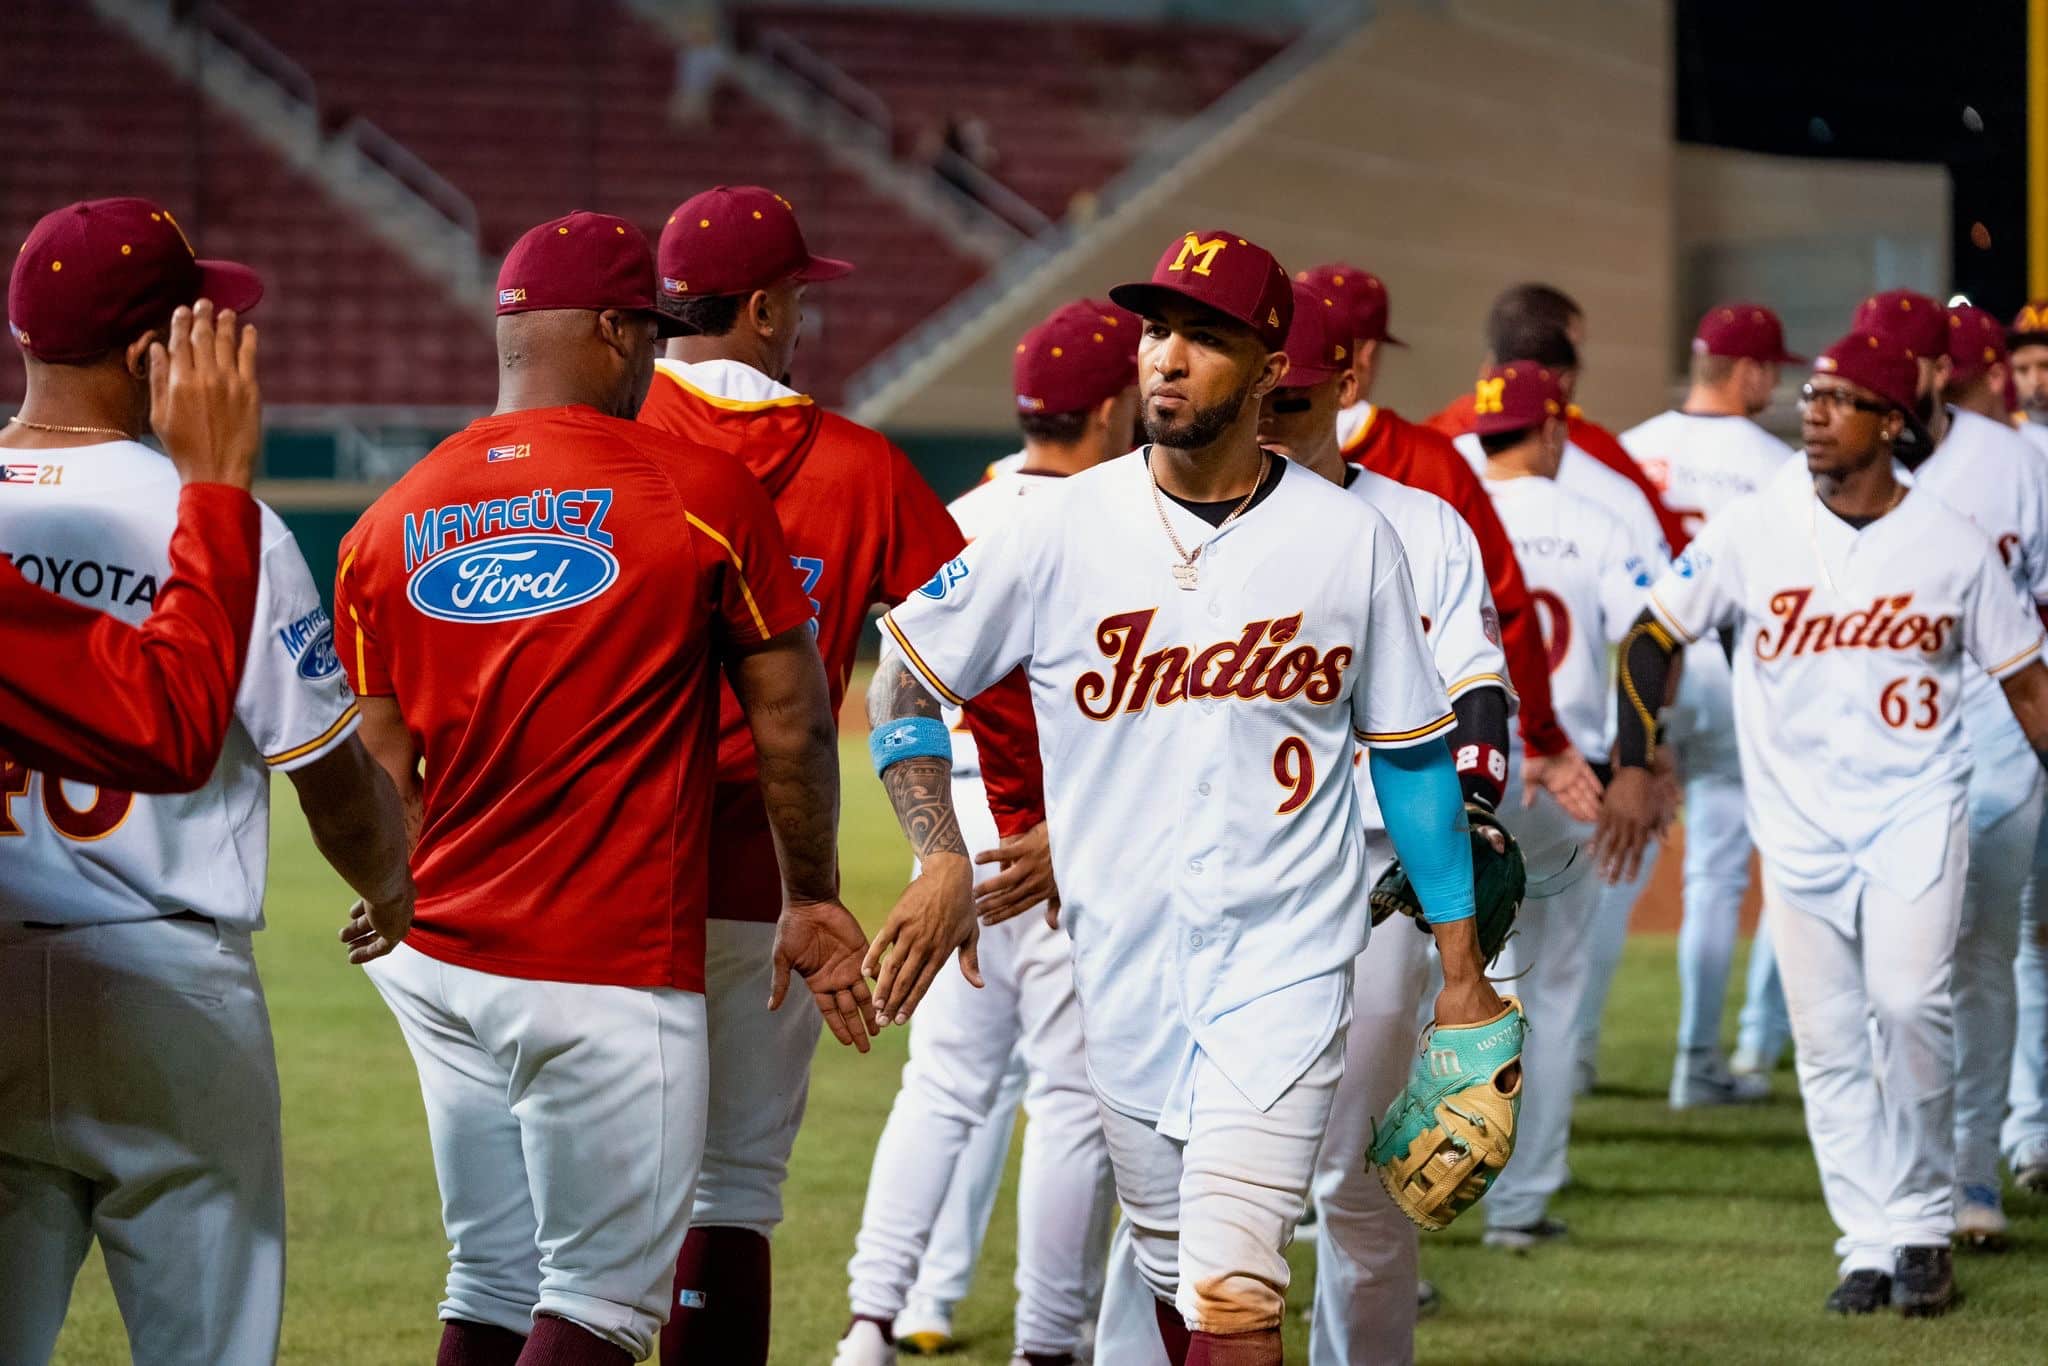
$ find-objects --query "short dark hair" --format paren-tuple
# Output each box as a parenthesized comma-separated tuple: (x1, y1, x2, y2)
(663, 293, 744, 338)
(1690, 353, 1738, 385)
(1487, 283, 1581, 368)
(1478, 427, 1535, 456)
(1019, 407, 1092, 444)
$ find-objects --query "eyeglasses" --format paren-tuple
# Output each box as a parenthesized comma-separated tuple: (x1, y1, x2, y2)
(1799, 383, 1891, 416)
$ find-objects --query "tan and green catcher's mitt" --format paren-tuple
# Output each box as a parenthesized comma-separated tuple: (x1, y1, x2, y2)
(1368, 995, 1525, 1231)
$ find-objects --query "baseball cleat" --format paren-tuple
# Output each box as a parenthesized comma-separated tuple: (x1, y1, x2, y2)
(1669, 1051, 1761, 1109)
(1892, 1245, 1956, 1318)
(1482, 1217, 1567, 1251)
(1955, 1184, 2008, 1250)
(891, 1296, 954, 1355)
(2011, 1140, 2048, 1193)
(833, 1317, 898, 1366)
(1823, 1269, 1891, 1315)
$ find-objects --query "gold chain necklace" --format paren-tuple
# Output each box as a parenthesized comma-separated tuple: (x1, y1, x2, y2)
(1147, 449, 1268, 590)
(7, 415, 133, 440)
(1809, 481, 1905, 598)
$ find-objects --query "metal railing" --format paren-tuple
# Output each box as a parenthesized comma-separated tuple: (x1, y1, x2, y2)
(196, 1, 318, 110)
(338, 118, 482, 244)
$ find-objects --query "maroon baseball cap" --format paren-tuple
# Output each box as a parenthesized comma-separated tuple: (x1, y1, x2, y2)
(2010, 299, 2048, 349)
(496, 211, 687, 335)
(1109, 229, 1293, 351)
(1812, 331, 1919, 412)
(1468, 361, 1567, 437)
(1294, 262, 1404, 346)
(8, 197, 262, 363)
(1852, 289, 1946, 359)
(1692, 301, 1803, 365)
(1013, 298, 1138, 414)
(1947, 304, 2009, 381)
(1276, 280, 1351, 388)
(657, 185, 854, 302)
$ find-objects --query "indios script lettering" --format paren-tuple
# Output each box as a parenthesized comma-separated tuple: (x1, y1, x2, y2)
(1073, 609, 1353, 719)
(1754, 588, 1956, 661)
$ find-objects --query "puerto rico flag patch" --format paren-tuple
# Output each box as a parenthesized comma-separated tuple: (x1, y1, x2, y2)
(486, 444, 531, 463)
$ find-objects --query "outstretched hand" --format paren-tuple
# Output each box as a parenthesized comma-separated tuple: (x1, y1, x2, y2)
(770, 897, 879, 1052)
(973, 821, 1059, 927)
(863, 852, 980, 1026)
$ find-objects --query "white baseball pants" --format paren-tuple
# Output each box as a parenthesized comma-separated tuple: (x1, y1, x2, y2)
(1675, 766, 1758, 1052)
(1765, 825, 1966, 1276)
(904, 1054, 1026, 1309)
(1954, 782, 2043, 1192)
(1574, 851, 1652, 1073)
(1309, 911, 1434, 1366)
(2006, 820, 2048, 1164)
(0, 916, 283, 1366)
(690, 918, 822, 1235)
(1482, 772, 1597, 1231)
(847, 783, 1112, 1356)
(368, 942, 707, 1359)
(1098, 1031, 1343, 1335)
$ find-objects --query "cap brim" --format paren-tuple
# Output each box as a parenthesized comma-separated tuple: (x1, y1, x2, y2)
(1772, 349, 1807, 365)
(1108, 281, 1263, 338)
(1278, 361, 1344, 389)
(793, 254, 855, 284)
(1378, 330, 1407, 348)
(650, 306, 697, 339)
(196, 260, 264, 316)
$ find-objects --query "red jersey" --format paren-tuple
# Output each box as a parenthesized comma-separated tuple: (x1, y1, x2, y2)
(334, 404, 811, 989)
(1425, 394, 1690, 554)
(0, 483, 260, 791)
(1342, 405, 1570, 758)
(639, 360, 1044, 923)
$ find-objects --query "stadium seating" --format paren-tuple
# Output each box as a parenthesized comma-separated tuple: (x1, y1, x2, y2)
(1, 0, 496, 410)
(212, 0, 987, 403)
(738, 6, 1283, 221)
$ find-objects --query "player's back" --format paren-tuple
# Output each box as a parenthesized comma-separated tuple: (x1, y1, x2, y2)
(1618, 409, 1793, 537)
(1480, 474, 1648, 756)
(0, 439, 356, 928)
(1457, 430, 1667, 563)
(336, 404, 805, 989)
(1913, 407, 2048, 597)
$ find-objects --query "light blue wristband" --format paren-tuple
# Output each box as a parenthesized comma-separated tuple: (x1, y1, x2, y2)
(870, 716, 953, 775)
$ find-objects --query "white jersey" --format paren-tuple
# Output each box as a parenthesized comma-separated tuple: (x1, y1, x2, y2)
(942, 459, 1066, 780)
(1478, 474, 1651, 756)
(1341, 467, 1508, 834)
(1335, 400, 1373, 450)
(883, 451, 1452, 1134)
(2020, 418, 2048, 461)
(1455, 430, 1668, 564)
(1619, 409, 1795, 754)
(1646, 459, 2044, 929)
(1909, 408, 2048, 817)
(0, 440, 359, 929)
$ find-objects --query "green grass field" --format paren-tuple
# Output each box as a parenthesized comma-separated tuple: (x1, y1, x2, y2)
(44, 742, 2048, 1364)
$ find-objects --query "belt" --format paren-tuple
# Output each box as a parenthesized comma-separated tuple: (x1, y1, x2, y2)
(17, 909, 214, 931)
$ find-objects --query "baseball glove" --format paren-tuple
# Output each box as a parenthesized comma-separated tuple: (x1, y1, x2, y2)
(1369, 802, 1526, 964)
(1368, 995, 1525, 1231)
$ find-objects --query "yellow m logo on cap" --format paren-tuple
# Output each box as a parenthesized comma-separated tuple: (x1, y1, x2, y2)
(1474, 376, 1506, 415)
(1169, 233, 1228, 278)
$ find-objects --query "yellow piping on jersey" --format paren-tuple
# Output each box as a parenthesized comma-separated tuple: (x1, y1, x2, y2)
(1444, 671, 1507, 698)
(1618, 618, 1677, 752)
(683, 512, 772, 639)
(881, 613, 968, 707)
(1645, 589, 1700, 646)
(1987, 635, 2048, 678)
(658, 364, 814, 413)
(1356, 710, 1456, 745)
(267, 703, 360, 768)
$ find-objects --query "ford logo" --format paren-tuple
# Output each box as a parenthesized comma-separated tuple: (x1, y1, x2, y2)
(296, 629, 342, 680)
(405, 534, 619, 623)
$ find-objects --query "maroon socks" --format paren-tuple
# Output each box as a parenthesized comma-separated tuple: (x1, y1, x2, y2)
(659, 1226, 774, 1365)
(437, 1321, 526, 1366)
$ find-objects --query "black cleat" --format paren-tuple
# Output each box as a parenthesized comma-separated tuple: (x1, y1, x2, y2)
(1893, 1245, 1956, 1318)
(1824, 1269, 1891, 1315)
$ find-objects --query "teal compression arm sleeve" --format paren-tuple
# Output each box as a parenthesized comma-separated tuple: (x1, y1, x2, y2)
(1369, 739, 1475, 924)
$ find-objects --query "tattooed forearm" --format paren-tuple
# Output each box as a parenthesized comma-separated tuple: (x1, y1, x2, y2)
(871, 645, 968, 861)
(729, 625, 842, 905)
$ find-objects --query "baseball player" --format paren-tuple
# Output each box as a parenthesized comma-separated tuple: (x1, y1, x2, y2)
(1298, 262, 1595, 809)
(0, 198, 415, 1366)
(839, 299, 1135, 1366)
(1459, 361, 1653, 1250)
(859, 228, 1501, 1366)
(2, 257, 267, 792)
(2007, 300, 2048, 459)
(636, 185, 1046, 1366)
(336, 213, 863, 1363)
(1618, 303, 1801, 1107)
(1850, 289, 2048, 1246)
(1596, 329, 2048, 1317)
(1269, 281, 1512, 1361)
(1425, 281, 1691, 556)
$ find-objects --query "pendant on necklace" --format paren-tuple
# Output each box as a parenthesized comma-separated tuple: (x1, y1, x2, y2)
(1172, 562, 1199, 590)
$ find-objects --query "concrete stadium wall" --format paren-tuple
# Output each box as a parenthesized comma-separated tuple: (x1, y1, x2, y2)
(863, 0, 1675, 435)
